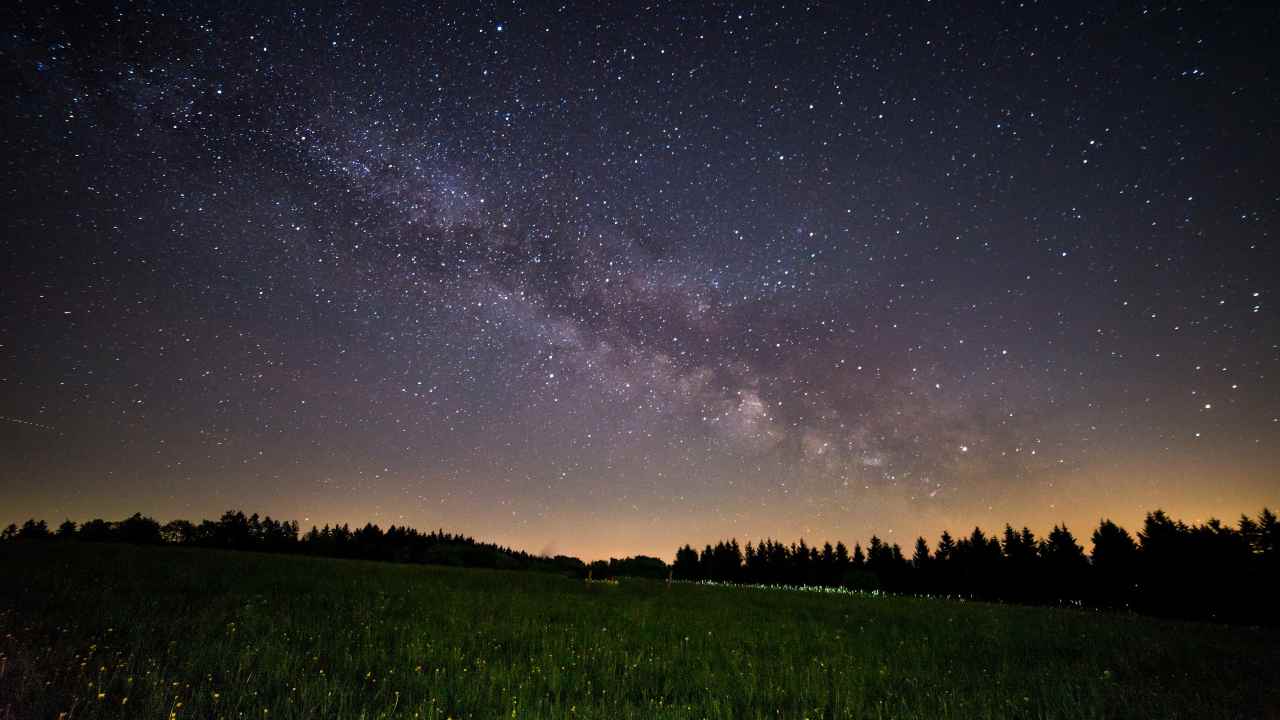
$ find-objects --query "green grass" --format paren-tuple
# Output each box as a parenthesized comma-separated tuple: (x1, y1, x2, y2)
(1, 544, 1276, 719)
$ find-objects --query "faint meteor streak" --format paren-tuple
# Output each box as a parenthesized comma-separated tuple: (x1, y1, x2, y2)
(0, 416, 57, 432)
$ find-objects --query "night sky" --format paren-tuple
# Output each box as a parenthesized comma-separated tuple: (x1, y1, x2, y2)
(3, 2, 1277, 560)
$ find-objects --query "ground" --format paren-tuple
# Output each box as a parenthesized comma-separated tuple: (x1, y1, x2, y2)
(2, 543, 1276, 719)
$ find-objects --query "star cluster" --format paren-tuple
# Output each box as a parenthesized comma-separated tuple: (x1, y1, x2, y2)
(2, 2, 1276, 558)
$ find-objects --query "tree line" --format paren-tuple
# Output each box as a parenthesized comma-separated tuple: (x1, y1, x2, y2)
(4, 506, 1276, 624)
(673, 508, 1278, 624)
(0, 510, 587, 576)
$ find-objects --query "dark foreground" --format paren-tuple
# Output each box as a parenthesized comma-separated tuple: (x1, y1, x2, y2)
(1, 544, 1276, 719)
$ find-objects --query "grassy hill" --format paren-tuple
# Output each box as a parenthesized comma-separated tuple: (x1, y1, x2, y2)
(2, 543, 1276, 719)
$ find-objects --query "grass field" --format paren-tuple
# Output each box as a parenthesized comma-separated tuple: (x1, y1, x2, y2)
(2, 544, 1277, 719)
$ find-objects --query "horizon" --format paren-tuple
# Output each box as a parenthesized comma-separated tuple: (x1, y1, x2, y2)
(6, 497, 1273, 565)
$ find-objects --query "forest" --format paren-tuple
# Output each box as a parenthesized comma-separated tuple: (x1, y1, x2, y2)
(4, 507, 1276, 624)
(672, 509, 1278, 624)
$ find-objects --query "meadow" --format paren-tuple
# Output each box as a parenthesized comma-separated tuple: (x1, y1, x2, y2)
(1, 543, 1276, 719)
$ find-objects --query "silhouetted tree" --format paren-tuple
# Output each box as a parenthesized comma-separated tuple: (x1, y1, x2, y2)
(709, 540, 743, 582)
(951, 527, 1001, 598)
(834, 541, 851, 578)
(865, 535, 886, 571)
(18, 519, 51, 540)
(1040, 525, 1087, 603)
(115, 513, 162, 544)
(863, 536, 910, 590)
(1189, 518, 1253, 621)
(935, 531, 955, 562)
(1137, 510, 1187, 616)
(673, 544, 700, 580)
(1091, 518, 1137, 607)
(607, 555, 667, 579)
(1000, 525, 1039, 601)
(840, 542, 880, 591)
(214, 510, 253, 549)
(1257, 508, 1279, 558)
(743, 541, 765, 583)
(905, 537, 929, 593)
(77, 518, 113, 542)
(161, 519, 197, 545)
(819, 542, 836, 585)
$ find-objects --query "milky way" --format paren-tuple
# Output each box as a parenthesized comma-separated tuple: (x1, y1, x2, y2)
(3, 3, 1277, 558)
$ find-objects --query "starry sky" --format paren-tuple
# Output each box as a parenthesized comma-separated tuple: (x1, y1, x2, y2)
(2, 2, 1277, 560)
